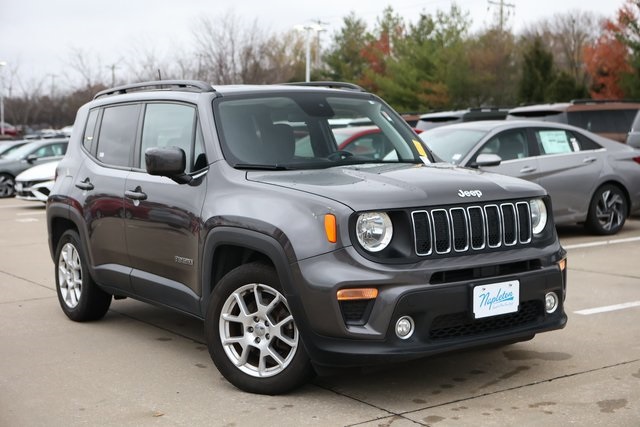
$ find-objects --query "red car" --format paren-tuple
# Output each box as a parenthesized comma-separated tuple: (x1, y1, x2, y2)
(335, 126, 423, 160)
(0, 122, 19, 137)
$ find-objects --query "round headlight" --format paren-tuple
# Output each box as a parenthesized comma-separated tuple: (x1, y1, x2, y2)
(529, 198, 548, 235)
(356, 212, 393, 252)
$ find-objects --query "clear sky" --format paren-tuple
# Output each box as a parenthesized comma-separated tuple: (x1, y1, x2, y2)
(0, 0, 625, 91)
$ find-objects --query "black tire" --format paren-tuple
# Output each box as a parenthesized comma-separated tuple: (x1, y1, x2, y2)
(585, 184, 627, 235)
(205, 262, 314, 394)
(55, 230, 111, 321)
(0, 173, 15, 198)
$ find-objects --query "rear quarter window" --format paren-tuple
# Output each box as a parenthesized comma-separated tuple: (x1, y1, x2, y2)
(95, 104, 140, 167)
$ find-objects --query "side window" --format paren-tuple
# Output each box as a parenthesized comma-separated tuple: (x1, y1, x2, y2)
(83, 109, 99, 153)
(96, 104, 140, 167)
(33, 145, 55, 158)
(571, 131, 601, 151)
(50, 142, 67, 156)
(534, 129, 575, 155)
(479, 129, 528, 161)
(140, 103, 201, 172)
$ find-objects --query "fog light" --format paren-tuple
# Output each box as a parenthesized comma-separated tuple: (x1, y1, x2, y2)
(545, 292, 559, 314)
(395, 316, 414, 339)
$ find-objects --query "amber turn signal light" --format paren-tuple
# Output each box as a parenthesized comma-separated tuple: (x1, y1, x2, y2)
(558, 258, 567, 271)
(324, 214, 337, 243)
(336, 288, 378, 301)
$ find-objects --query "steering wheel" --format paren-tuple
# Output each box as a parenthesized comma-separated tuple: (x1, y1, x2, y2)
(327, 151, 354, 161)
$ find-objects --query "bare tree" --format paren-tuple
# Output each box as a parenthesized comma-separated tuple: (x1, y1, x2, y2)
(6, 76, 46, 127)
(522, 10, 603, 88)
(66, 47, 107, 89)
(191, 11, 304, 84)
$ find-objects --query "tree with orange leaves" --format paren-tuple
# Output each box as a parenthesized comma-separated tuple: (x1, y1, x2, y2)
(583, 0, 640, 99)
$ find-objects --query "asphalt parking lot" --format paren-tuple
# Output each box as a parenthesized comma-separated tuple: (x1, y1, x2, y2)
(0, 198, 638, 426)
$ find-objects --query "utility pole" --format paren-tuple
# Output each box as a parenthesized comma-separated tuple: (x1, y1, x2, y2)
(0, 61, 6, 136)
(487, 0, 515, 31)
(47, 73, 57, 97)
(107, 63, 119, 87)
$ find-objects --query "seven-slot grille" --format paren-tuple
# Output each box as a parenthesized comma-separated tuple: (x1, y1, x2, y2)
(412, 202, 532, 256)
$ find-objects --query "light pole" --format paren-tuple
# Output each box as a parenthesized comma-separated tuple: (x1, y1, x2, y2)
(0, 61, 6, 136)
(295, 24, 324, 82)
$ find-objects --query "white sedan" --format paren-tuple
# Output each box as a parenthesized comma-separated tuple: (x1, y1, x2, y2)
(14, 161, 59, 203)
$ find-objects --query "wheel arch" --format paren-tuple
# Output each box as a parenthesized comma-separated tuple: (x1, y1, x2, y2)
(200, 227, 298, 316)
(47, 201, 93, 266)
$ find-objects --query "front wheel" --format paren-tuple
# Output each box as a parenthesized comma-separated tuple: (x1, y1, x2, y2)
(205, 262, 314, 394)
(585, 184, 627, 235)
(55, 230, 112, 321)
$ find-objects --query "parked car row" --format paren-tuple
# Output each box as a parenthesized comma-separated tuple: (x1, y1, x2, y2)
(419, 120, 640, 235)
(417, 100, 640, 145)
(0, 138, 68, 198)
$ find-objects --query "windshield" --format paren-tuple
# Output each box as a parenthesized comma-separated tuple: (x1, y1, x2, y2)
(214, 93, 428, 169)
(419, 128, 488, 164)
(3, 143, 37, 160)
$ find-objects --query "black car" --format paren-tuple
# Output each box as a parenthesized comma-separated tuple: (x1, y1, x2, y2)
(46, 80, 567, 394)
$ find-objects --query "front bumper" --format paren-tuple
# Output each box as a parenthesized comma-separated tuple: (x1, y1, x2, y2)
(287, 244, 567, 368)
(15, 180, 53, 202)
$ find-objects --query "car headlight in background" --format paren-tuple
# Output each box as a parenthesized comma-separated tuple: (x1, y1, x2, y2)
(356, 212, 393, 252)
(529, 198, 548, 235)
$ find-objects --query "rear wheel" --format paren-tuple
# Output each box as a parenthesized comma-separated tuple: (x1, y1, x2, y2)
(55, 230, 111, 321)
(585, 184, 627, 235)
(205, 262, 313, 394)
(0, 173, 15, 198)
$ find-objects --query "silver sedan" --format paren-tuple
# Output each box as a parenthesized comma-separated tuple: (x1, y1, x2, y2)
(420, 120, 640, 235)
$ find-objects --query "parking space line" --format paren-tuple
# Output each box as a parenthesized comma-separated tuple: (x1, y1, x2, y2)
(574, 301, 640, 315)
(564, 236, 640, 250)
(0, 204, 36, 209)
(16, 211, 46, 216)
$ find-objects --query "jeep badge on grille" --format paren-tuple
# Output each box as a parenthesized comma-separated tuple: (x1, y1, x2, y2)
(458, 190, 482, 198)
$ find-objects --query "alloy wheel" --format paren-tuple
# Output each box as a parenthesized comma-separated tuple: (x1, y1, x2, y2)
(595, 189, 625, 232)
(58, 243, 83, 308)
(219, 283, 299, 378)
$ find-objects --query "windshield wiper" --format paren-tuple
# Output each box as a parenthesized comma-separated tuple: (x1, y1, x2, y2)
(233, 163, 292, 170)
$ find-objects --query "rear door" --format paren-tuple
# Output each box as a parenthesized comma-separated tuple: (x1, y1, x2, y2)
(532, 127, 603, 222)
(124, 102, 208, 314)
(75, 104, 140, 291)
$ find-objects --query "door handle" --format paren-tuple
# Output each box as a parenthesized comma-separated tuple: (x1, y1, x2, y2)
(125, 186, 147, 201)
(519, 166, 537, 173)
(75, 178, 94, 191)
(583, 157, 597, 164)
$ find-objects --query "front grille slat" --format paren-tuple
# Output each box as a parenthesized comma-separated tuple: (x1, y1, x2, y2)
(412, 201, 533, 257)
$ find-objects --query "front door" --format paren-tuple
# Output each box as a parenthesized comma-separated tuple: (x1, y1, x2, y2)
(124, 102, 208, 314)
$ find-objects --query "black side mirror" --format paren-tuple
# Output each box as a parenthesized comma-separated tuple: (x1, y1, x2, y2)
(145, 147, 192, 184)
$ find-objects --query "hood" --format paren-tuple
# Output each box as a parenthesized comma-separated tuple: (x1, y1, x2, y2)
(16, 161, 59, 181)
(247, 163, 546, 211)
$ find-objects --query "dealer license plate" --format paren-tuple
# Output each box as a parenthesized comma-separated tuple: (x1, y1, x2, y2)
(472, 280, 519, 319)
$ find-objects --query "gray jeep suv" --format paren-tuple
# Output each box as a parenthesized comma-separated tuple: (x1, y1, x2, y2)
(46, 80, 567, 394)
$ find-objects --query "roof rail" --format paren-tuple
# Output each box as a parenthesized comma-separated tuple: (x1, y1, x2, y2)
(282, 81, 366, 92)
(570, 98, 640, 104)
(94, 80, 214, 99)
